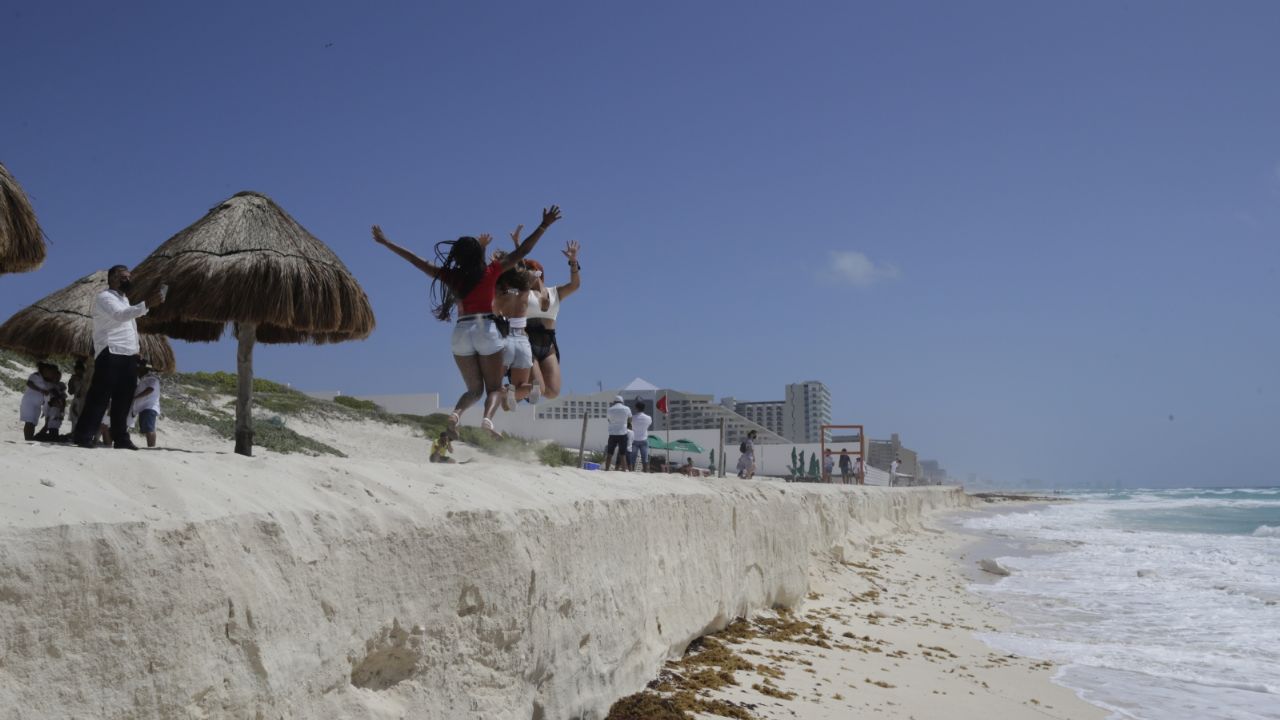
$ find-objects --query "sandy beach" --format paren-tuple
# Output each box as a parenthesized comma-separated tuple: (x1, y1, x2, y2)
(613, 508, 1106, 720)
(0, 360, 1101, 719)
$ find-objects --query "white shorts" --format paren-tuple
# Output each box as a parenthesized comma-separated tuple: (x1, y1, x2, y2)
(503, 332, 533, 370)
(451, 317, 504, 357)
(20, 393, 43, 424)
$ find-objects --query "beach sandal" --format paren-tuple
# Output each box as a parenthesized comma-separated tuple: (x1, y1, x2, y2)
(481, 417, 503, 439)
(447, 411, 461, 428)
(528, 381, 542, 405)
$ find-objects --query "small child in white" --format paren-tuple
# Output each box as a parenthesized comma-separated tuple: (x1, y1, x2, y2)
(20, 362, 57, 441)
(36, 373, 68, 441)
(132, 361, 161, 448)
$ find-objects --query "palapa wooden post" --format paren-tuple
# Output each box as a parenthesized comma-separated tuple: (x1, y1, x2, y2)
(234, 322, 257, 456)
(577, 413, 589, 468)
(719, 417, 726, 478)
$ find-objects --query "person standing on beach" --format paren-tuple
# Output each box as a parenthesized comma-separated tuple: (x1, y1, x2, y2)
(66, 357, 87, 428)
(603, 396, 632, 471)
(890, 457, 901, 486)
(621, 419, 634, 472)
(822, 449, 835, 483)
(628, 401, 653, 472)
(838, 449, 853, 484)
(516, 236, 581, 401)
(72, 265, 165, 450)
(737, 430, 757, 479)
(373, 206, 560, 438)
(131, 360, 161, 448)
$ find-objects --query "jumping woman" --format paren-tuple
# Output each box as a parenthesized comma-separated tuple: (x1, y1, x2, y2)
(373, 205, 561, 437)
(511, 232, 581, 400)
(492, 261, 539, 409)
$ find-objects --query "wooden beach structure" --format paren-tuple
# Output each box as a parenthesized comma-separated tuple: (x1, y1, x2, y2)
(0, 161, 47, 275)
(131, 191, 375, 456)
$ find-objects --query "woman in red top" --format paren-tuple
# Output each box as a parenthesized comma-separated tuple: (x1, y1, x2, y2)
(373, 205, 561, 436)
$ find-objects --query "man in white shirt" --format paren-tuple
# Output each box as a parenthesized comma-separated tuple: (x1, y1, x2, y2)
(627, 401, 653, 472)
(890, 458, 901, 486)
(72, 265, 164, 449)
(603, 396, 632, 471)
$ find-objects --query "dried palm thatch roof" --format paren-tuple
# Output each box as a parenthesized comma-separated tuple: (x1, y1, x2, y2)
(0, 269, 177, 371)
(131, 191, 374, 344)
(0, 161, 47, 275)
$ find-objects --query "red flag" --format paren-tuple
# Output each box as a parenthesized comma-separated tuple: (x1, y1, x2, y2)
(657, 395, 668, 413)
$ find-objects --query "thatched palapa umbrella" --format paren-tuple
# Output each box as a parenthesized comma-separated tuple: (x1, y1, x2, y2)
(0, 161, 47, 275)
(0, 269, 177, 370)
(131, 191, 375, 456)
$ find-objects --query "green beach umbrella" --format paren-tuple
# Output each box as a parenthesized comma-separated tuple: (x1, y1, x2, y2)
(645, 435, 667, 450)
(667, 439, 704, 453)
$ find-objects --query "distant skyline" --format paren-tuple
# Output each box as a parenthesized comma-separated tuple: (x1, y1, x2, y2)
(3, 1, 1279, 487)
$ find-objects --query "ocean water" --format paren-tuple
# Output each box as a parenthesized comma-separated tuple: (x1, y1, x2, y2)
(962, 488, 1280, 720)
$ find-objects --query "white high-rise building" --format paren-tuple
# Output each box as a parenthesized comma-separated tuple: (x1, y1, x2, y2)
(783, 381, 831, 443)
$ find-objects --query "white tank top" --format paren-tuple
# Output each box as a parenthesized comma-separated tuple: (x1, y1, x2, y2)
(526, 286, 560, 321)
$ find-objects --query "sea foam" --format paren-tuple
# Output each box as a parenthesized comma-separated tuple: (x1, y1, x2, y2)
(965, 488, 1280, 720)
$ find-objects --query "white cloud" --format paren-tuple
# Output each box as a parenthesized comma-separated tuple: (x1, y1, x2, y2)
(825, 250, 901, 288)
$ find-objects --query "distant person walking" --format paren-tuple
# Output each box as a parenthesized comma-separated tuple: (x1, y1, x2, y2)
(838, 449, 853, 484)
(890, 457, 901, 486)
(822, 449, 835, 483)
(628, 401, 653, 472)
(72, 265, 165, 450)
(854, 455, 865, 485)
(604, 396, 632, 471)
(131, 360, 161, 448)
(373, 206, 560, 438)
(736, 430, 757, 479)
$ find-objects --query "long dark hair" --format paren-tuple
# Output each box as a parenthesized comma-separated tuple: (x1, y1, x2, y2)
(430, 236, 486, 322)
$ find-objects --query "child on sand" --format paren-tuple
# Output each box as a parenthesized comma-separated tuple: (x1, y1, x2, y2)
(20, 362, 56, 441)
(429, 431, 456, 463)
(132, 362, 161, 448)
(36, 374, 68, 441)
(66, 357, 86, 426)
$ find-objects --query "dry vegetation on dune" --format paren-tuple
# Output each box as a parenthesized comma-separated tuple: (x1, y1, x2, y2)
(0, 348, 571, 463)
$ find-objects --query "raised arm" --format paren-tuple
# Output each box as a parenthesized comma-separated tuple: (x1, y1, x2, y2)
(502, 205, 561, 269)
(96, 291, 150, 323)
(372, 225, 442, 279)
(556, 240, 581, 300)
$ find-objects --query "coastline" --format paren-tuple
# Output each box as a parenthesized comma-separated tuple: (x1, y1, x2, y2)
(616, 503, 1107, 719)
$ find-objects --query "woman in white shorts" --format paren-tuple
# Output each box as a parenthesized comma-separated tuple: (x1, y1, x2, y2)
(493, 263, 539, 409)
(373, 205, 561, 437)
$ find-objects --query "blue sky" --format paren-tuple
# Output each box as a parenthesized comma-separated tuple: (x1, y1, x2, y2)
(3, 1, 1279, 487)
